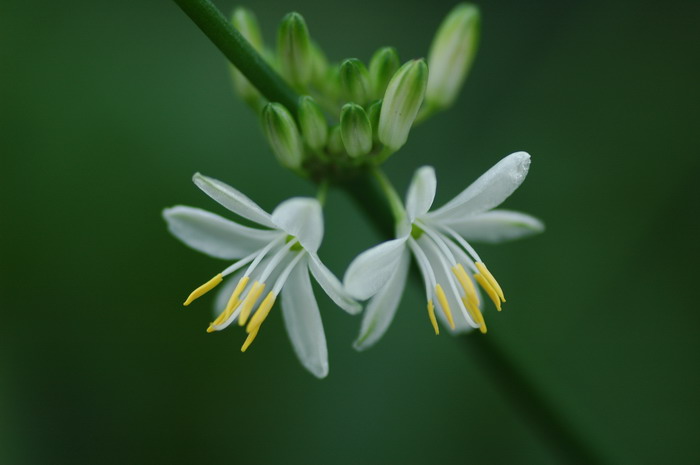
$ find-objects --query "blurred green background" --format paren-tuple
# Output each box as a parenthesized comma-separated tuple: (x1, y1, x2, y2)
(2, 0, 699, 463)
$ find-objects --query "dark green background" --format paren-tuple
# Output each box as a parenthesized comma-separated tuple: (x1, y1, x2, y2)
(2, 0, 699, 463)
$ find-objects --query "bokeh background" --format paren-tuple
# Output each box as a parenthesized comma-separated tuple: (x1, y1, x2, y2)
(2, 0, 699, 463)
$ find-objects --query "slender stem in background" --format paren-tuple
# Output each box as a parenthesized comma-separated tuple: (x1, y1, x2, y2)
(172, 0, 300, 113)
(170, 2, 608, 463)
(316, 179, 329, 206)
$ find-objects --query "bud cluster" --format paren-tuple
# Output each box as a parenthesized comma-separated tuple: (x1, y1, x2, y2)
(229, 4, 480, 174)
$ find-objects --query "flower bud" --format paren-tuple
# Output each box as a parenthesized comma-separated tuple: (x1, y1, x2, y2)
(298, 96, 328, 151)
(367, 100, 382, 143)
(340, 103, 372, 158)
(327, 125, 344, 155)
(426, 3, 480, 110)
(277, 12, 313, 87)
(262, 103, 304, 169)
(230, 8, 265, 107)
(339, 59, 371, 106)
(369, 47, 400, 100)
(378, 59, 428, 151)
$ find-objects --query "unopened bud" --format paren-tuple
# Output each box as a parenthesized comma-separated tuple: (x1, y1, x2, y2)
(327, 125, 344, 155)
(298, 96, 328, 151)
(230, 8, 265, 107)
(369, 47, 400, 100)
(277, 12, 313, 87)
(367, 100, 382, 143)
(262, 103, 303, 169)
(378, 59, 428, 151)
(426, 3, 480, 110)
(340, 103, 372, 158)
(339, 59, 371, 105)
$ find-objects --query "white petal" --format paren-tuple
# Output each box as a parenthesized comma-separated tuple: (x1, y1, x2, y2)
(353, 248, 410, 351)
(271, 197, 323, 253)
(425, 152, 531, 221)
(308, 253, 362, 315)
(281, 263, 328, 379)
(163, 206, 280, 259)
(343, 236, 409, 301)
(405, 166, 437, 222)
(443, 209, 544, 243)
(193, 173, 276, 228)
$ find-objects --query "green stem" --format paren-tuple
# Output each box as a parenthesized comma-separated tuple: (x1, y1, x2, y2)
(316, 179, 329, 206)
(370, 167, 405, 230)
(172, 0, 300, 113)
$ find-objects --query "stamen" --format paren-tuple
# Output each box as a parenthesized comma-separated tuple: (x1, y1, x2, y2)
(435, 284, 455, 329)
(474, 273, 501, 311)
(475, 262, 505, 303)
(207, 276, 250, 331)
(183, 274, 222, 306)
(462, 297, 487, 334)
(241, 327, 259, 352)
(246, 291, 277, 334)
(440, 224, 482, 263)
(427, 300, 439, 335)
(452, 264, 480, 310)
(238, 281, 265, 326)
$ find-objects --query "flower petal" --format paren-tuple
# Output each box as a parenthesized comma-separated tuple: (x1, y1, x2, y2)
(353, 248, 410, 351)
(425, 152, 531, 221)
(281, 263, 328, 379)
(193, 173, 276, 228)
(271, 197, 323, 253)
(405, 166, 437, 222)
(308, 253, 362, 315)
(163, 206, 280, 259)
(343, 236, 409, 300)
(442, 209, 544, 243)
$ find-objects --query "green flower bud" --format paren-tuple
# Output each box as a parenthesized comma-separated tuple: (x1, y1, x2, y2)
(309, 42, 330, 86)
(426, 3, 480, 110)
(367, 100, 382, 143)
(298, 96, 328, 151)
(378, 59, 428, 151)
(262, 103, 304, 169)
(340, 103, 372, 158)
(339, 59, 371, 106)
(277, 12, 313, 87)
(230, 8, 265, 108)
(327, 125, 344, 155)
(369, 47, 400, 100)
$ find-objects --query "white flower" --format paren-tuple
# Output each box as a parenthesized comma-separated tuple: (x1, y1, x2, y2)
(163, 173, 360, 378)
(344, 152, 544, 350)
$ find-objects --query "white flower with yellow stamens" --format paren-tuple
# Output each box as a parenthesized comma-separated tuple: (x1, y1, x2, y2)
(343, 152, 543, 350)
(163, 173, 360, 378)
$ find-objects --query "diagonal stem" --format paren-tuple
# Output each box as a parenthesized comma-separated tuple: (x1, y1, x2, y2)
(172, 0, 300, 113)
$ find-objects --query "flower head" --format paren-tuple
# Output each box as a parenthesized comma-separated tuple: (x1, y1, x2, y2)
(344, 152, 543, 350)
(163, 173, 360, 378)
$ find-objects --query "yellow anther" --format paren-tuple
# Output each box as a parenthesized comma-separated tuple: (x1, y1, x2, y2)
(474, 273, 501, 311)
(452, 264, 480, 308)
(427, 300, 439, 335)
(238, 281, 265, 326)
(475, 262, 505, 303)
(462, 297, 487, 334)
(207, 276, 251, 331)
(241, 327, 259, 352)
(183, 274, 223, 306)
(246, 291, 277, 334)
(435, 284, 455, 329)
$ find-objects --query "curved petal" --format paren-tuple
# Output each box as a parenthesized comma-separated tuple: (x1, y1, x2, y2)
(343, 236, 409, 301)
(425, 152, 531, 221)
(271, 197, 323, 253)
(442, 209, 544, 243)
(163, 206, 280, 259)
(193, 173, 276, 228)
(308, 253, 362, 315)
(405, 166, 437, 222)
(280, 263, 328, 379)
(353, 248, 410, 351)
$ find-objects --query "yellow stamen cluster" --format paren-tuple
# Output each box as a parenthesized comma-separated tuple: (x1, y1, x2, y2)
(434, 284, 456, 329)
(452, 263, 487, 334)
(185, 275, 279, 352)
(474, 262, 505, 311)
